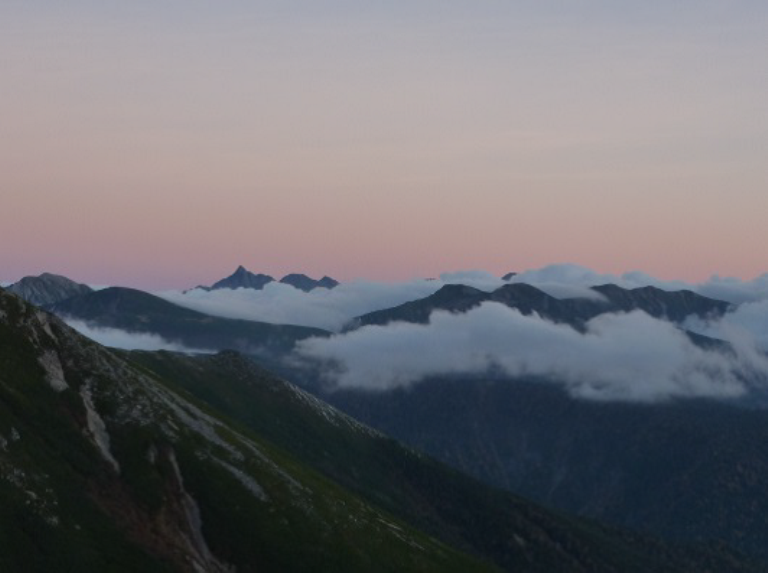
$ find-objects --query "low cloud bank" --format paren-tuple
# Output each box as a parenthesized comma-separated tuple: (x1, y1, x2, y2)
(65, 319, 213, 354)
(158, 271, 506, 332)
(687, 300, 768, 354)
(296, 303, 768, 403)
(156, 265, 768, 333)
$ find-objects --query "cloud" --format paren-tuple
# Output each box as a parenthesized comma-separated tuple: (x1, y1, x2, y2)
(157, 271, 506, 332)
(65, 319, 213, 353)
(695, 275, 768, 305)
(686, 300, 768, 355)
(0, 281, 11, 288)
(295, 303, 767, 402)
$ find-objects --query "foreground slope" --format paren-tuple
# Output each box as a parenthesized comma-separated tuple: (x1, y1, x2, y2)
(48, 286, 329, 354)
(0, 288, 492, 572)
(125, 349, 767, 573)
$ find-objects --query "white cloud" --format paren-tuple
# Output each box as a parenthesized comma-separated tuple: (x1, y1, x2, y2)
(295, 303, 765, 403)
(65, 319, 213, 353)
(686, 300, 768, 355)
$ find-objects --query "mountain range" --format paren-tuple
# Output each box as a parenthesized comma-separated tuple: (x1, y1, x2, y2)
(194, 266, 339, 292)
(8, 270, 768, 570)
(4, 286, 760, 571)
(346, 282, 731, 331)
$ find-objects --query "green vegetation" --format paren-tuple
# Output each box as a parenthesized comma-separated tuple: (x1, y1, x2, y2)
(126, 349, 768, 573)
(0, 290, 493, 572)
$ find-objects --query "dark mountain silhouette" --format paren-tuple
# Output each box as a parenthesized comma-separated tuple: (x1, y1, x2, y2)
(200, 265, 275, 291)
(280, 273, 339, 292)
(193, 267, 340, 292)
(326, 374, 768, 562)
(349, 282, 730, 331)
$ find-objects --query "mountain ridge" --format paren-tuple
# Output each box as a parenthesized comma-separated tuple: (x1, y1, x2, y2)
(348, 282, 731, 331)
(47, 286, 329, 355)
(194, 266, 339, 292)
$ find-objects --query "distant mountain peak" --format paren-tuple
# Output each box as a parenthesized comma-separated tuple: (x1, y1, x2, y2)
(201, 266, 275, 291)
(194, 267, 340, 292)
(7, 272, 92, 306)
(280, 273, 339, 292)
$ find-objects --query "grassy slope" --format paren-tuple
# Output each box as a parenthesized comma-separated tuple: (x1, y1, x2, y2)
(125, 349, 767, 573)
(0, 290, 493, 573)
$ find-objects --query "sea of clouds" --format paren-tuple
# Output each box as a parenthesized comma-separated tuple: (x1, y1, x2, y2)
(74, 263, 768, 403)
(156, 264, 768, 333)
(158, 270, 508, 332)
(295, 302, 768, 402)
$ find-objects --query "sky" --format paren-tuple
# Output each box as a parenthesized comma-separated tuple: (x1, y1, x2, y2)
(2, 1, 767, 289)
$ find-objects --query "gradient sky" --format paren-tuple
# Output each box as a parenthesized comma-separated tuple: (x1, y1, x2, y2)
(2, 1, 767, 288)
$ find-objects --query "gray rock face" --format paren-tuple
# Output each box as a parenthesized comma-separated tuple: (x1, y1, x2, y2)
(7, 272, 93, 306)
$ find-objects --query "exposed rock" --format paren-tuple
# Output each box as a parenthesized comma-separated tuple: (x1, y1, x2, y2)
(8, 272, 92, 306)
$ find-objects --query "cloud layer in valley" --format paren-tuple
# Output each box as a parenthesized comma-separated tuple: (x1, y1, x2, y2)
(296, 303, 768, 403)
(158, 271, 507, 332)
(65, 319, 213, 354)
(155, 264, 768, 335)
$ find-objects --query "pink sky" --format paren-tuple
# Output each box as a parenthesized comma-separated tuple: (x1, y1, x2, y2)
(2, 2, 766, 289)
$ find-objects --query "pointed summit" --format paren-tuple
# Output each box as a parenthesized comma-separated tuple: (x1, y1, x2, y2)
(203, 266, 275, 291)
